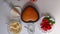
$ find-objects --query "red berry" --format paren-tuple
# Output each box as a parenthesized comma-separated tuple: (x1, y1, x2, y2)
(40, 18, 52, 31)
(42, 19, 49, 23)
(30, 0, 37, 2)
(42, 27, 47, 31)
(40, 22, 52, 31)
(40, 22, 44, 26)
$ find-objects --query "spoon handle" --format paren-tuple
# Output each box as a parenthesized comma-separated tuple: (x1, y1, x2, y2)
(4, 0, 21, 15)
(4, 0, 14, 8)
(24, 26, 33, 32)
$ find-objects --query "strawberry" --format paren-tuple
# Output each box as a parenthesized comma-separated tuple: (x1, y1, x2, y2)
(40, 19, 52, 31)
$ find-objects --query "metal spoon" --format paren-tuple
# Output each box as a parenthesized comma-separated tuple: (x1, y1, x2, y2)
(24, 23, 35, 34)
(24, 26, 34, 32)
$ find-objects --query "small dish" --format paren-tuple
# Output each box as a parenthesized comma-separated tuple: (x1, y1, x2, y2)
(39, 13, 55, 33)
(21, 2, 39, 23)
(7, 19, 22, 34)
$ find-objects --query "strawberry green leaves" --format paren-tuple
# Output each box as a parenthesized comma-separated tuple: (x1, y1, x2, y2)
(44, 16, 55, 25)
(49, 20, 55, 25)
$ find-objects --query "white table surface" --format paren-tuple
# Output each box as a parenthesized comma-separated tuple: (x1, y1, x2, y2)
(0, 0, 60, 34)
